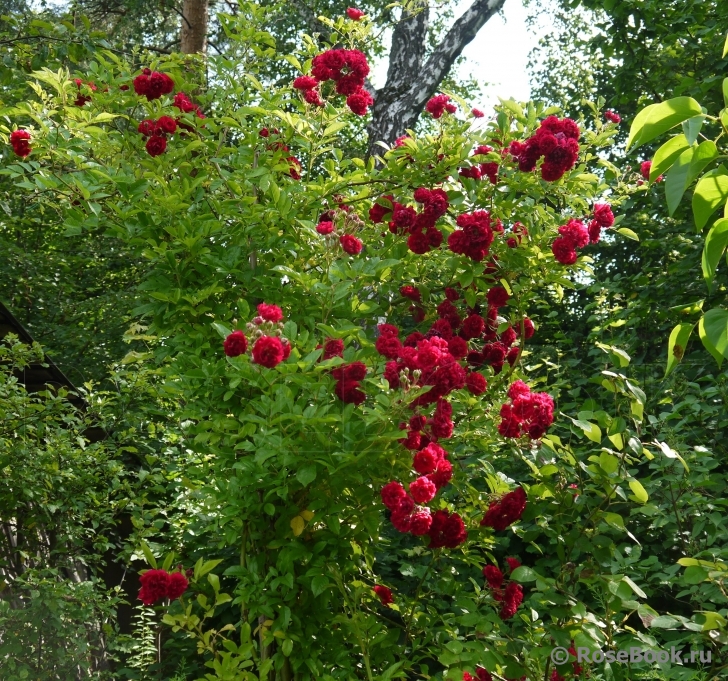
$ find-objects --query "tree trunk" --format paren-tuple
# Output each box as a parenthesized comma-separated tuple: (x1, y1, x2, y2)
(180, 0, 209, 54)
(366, 0, 507, 154)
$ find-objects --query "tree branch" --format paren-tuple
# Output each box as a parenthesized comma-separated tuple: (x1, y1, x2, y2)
(419, 0, 506, 99)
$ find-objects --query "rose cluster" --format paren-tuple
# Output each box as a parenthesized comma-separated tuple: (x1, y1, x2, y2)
(604, 109, 621, 124)
(138, 568, 189, 606)
(425, 94, 457, 119)
(550, 202, 614, 264)
(9, 129, 31, 157)
(448, 210, 496, 262)
(137, 115, 178, 157)
(223, 303, 292, 368)
(509, 115, 580, 181)
(459, 144, 499, 184)
(294, 49, 373, 116)
(480, 486, 527, 531)
(332, 361, 367, 405)
(133, 68, 174, 100)
(316, 202, 364, 255)
(369, 187, 448, 255)
(73, 78, 97, 107)
(498, 380, 554, 440)
(482, 557, 524, 619)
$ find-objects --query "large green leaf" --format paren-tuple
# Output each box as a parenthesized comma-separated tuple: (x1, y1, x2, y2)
(681, 115, 704, 145)
(649, 134, 689, 181)
(665, 147, 694, 215)
(627, 97, 703, 151)
(700, 308, 728, 367)
(665, 323, 694, 377)
(702, 218, 728, 291)
(692, 165, 728, 231)
(687, 140, 718, 186)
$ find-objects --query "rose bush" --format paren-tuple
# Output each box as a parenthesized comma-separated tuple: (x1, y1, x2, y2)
(3, 6, 716, 681)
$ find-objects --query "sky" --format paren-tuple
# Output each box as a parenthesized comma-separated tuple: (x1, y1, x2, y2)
(371, 0, 554, 114)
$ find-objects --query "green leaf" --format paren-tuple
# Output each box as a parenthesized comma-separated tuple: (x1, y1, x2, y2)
(692, 165, 728, 231)
(212, 321, 232, 339)
(195, 559, 223, 581)
(701, 308, 728, 364)
(650, 615, 680, 629)
(724, 78, 728, 108)
(379, 662, 404, 681)
(207, 572, 220, 592)
(510, 566, 537, 582)
(649, 134, 689, 181)
(681, 115, 704, 145)
(281, 638, 293, 656)
(698, 313, 725, 368)
(622, 575, 647, 598)
(687, 140, 718, 186)
(724, 32, 728, 59)
(296, 464, 317, 486)
(140, 541, 157, 569)
(628, 479, 648, 504)
(615, 227, 639, 241)
(599, 452, 619, 474)
(665, 147, 694, 215)
(311, 575, 329, 597)
(683, 566, 709, 584)
(572, 418, 602, 443)
(627, 97, 703, 151)
(602, 512, 625, 531)
(702, 218, 728, 291)
(665, 323, 694, 377)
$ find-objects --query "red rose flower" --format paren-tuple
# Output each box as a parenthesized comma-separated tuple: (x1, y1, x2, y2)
(252, 336, 285, 368)
(224, 330, 248, 357)
(257, 303, 283, 323)
(145, 135, 167, 157)
(166, 571, 189, 599)
(138, 569, 170, 605)
(340, 234, 363, 255)
(373, 584, 393, 605)
(465, 372, 487, 395)
(346, 7, 366, 20)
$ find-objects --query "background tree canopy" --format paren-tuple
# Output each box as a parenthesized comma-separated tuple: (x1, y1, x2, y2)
(1, 1, 728, 680)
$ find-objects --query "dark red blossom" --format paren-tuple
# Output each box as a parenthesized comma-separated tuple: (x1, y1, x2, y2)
(252, 336, 285, 368)
(427, 510, 467, 548)
(410, 476, 437, 504)
(465, 372, 487, 395)
(145, 135, 167, 157)
(134, 70, 174, 100)
(166, 572, 189, 599)
(480, 487, 527, 531)
(448, 211, 494, 261)
(322, 338, 344, 359)
(224, 330, 248, 357)
(471, 108, 485, 118)
(346, 7, 366, 20)
(604, 110, 621, 123)
(552, 236, 577, 265)
(593, 203, 614, 228)
(483, 565, 504, 590)
(257, 303, 283, 322)
(499, 582, 524, 619)
(373, 584, 393, 605)
(400, 285, 421, 301)
(293, 75, 318, 90)
(138, 569, 169, 605)
(9, 129, 31, 157)
(346, 88, 373, 116)
(316, 221, 334, 235)
(426, 94, 456, 119)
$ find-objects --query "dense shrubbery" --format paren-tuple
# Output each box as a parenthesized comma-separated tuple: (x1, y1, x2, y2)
(2, 4, 728, 681)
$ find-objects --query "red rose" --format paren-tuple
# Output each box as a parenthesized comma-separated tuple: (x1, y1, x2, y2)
(373, 584, 393, 606)
(138, 569, 170, 605)
(166, 571, 189, 599)
(145, 135, 167, 157)
(346, 7, 366, 20)
(340, 234, 363, 255)
(223, 330, 248, 357)
(252, 336, 285, 368)
(257, 303, 284, 322)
